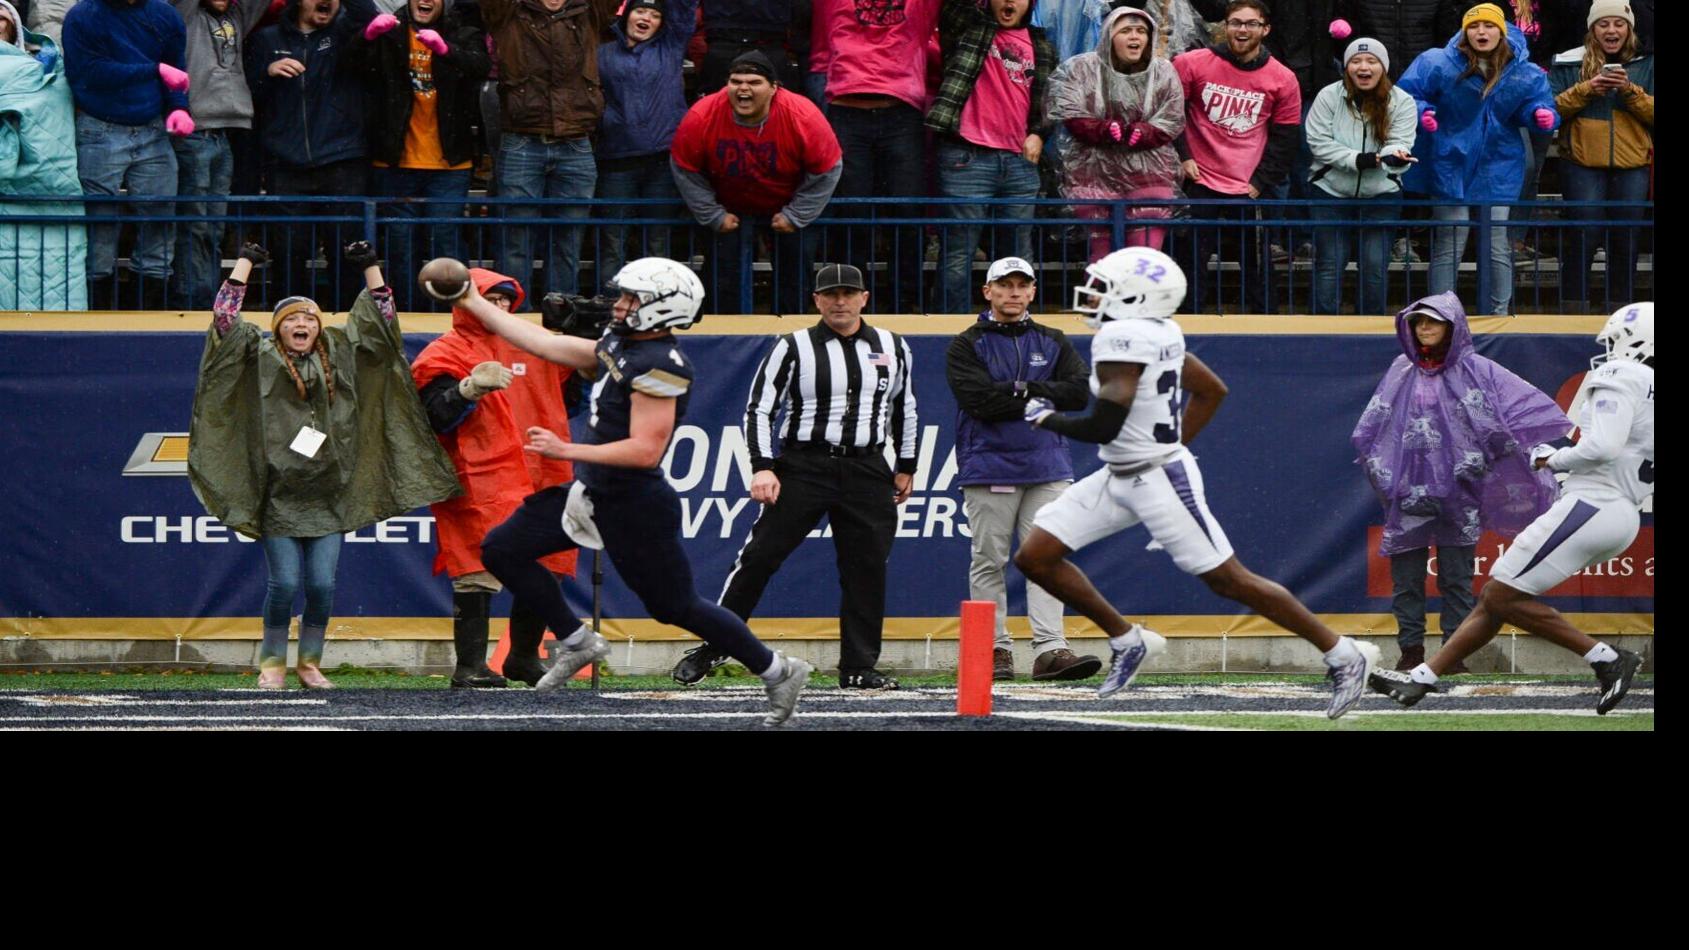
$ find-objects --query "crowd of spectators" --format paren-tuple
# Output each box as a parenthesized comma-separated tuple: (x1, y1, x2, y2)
(0, 0, 1655, 315)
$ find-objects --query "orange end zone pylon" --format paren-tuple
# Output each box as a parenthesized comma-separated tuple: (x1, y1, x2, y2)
(957, 600, 995, 717)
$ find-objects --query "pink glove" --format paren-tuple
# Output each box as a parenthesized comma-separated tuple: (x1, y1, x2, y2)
(1107, 120, 1122, 142)
(1329, 19, 1352, 40)
(158, 62, 190, 92)
(165, 109, 195, 137)
(1128, 125, 1144, 147)
(1420, 109, 1438, 133)
(364, 13, 399, 40)
(416, 29, 449, 56)
(1533, 107, 1555, 130)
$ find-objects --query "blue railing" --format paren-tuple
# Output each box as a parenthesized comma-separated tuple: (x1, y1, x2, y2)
(0, 193, 1652, 316)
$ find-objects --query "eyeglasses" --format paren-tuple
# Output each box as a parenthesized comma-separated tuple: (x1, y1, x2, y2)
(1225, 19, 1266, 30)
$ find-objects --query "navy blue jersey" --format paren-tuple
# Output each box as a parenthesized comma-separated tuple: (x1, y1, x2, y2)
(580, 332, 694, 487)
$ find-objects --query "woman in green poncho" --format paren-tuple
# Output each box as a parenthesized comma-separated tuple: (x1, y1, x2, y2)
(188, 241, 462, 689)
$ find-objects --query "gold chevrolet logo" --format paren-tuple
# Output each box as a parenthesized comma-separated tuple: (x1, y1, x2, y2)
(123, 433, 191, 476)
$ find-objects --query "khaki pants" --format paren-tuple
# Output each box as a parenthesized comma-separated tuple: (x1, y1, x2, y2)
(963, 482, 1070, 654)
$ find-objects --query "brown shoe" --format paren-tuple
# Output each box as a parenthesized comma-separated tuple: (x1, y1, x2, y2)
(992, 648, 1014, 681)
(1032, 648, 1104, 681)
(1395, 644, 1425, 672)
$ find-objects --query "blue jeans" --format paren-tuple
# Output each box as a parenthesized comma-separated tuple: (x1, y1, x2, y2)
(1560, 163, 1650, 310)
(803, 70, 828, 108)
(1430, 203, 1512, 314)
(936, 141, 1040, 312)
(1509, 128, 1553, 245)
(372, 166, 473, 310)
(1310, 197, 1397, 315)
(705, 219, 816, 314)
(827, 101, 927, 311)
(261, 533, 344, 630)
(594, 151, 680, 294)
(76, 113, 178, 283)
(497, 133, 596, 300)
(171, 130, 234, 310)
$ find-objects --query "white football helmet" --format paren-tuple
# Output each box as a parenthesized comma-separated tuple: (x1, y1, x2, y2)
(1593, 301, 1653, 368)
(607, 257, 706, 332)
(1073, 246, 1187, 328)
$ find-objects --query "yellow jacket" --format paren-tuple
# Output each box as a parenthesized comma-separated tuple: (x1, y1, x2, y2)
(1551, 50, 1654, 170)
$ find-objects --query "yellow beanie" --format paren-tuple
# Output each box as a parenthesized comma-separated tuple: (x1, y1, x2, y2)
(271, 296, 322, 336)
(1462, 3, 1507, 30)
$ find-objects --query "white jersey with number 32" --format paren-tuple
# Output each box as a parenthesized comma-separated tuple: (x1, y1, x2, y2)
(1090, 317, 1187, 466)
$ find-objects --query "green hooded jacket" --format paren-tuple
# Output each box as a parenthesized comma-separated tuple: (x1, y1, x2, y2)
(188, 288, 463, 539)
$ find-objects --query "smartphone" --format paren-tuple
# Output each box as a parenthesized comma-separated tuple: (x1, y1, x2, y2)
(1601, 63, 1624, 74)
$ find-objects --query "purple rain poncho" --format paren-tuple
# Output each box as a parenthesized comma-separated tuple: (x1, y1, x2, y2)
(1352, 292, 1572, 557)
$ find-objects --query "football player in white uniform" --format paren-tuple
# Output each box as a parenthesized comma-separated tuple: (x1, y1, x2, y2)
(1372, 303, 1654, 714)
(1013, 247, 1382, 719)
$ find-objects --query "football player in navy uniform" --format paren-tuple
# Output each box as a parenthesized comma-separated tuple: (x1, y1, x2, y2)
(1372, 302, 1654, 714)
(463, 257, 814, 726)
(1012, 246, 1382, 719)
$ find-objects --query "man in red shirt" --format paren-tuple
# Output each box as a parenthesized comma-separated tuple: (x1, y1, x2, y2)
(670, 49, 843, 313)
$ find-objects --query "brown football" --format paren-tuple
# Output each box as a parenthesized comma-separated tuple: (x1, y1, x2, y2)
(419, 257, 471, 301)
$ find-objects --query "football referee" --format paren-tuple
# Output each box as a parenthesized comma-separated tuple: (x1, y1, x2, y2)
(672, 264, 919, 689)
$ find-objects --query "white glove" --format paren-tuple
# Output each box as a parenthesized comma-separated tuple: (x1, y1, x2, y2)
(1024, 397, 1056, 427)
(459, 361, 513, 400)
(1529, 444, 1558, 471)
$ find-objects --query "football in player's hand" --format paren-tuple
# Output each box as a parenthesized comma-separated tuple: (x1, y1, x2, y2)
(419, 257, 471, 301)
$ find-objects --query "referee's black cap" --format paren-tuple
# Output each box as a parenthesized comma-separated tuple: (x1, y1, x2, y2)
(813, 263, 867, 293)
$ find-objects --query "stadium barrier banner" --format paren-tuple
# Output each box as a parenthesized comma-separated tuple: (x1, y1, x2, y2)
(0, 317, 1652, 639)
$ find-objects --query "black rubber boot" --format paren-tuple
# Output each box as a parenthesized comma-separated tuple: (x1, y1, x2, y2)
(450, 591, 507, 688)
(501, 598, 549, 687)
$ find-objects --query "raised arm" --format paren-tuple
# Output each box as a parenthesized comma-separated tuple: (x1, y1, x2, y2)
(459, 283, 599, 370)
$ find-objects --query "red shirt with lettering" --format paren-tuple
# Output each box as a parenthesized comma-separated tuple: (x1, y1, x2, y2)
(670, 87, 843, 217)
(1173, 48, 1301, 196)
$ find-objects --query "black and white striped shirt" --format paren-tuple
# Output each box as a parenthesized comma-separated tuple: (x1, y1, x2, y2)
(745, 321, 919, 473)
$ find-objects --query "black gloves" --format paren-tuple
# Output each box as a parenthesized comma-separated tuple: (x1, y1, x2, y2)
(344, 240, 380, 269)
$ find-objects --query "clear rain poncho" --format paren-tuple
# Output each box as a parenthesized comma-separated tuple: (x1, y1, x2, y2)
(1046, 4, 1185, 201)
(1351, 292, 1572, 557)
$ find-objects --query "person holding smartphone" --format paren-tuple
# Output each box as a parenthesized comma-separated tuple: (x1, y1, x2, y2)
(1550, 1, 1653, 311)
(1304, 37, 1418, 314)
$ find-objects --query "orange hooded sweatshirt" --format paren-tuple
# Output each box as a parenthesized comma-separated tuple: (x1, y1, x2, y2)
(411, 268, 577, 579)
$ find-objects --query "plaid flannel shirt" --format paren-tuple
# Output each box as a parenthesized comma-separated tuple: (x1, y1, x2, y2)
(925, 0, 1057, 141)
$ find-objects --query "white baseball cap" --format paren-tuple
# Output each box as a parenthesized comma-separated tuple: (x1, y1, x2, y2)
(986, 256, 1036, 282)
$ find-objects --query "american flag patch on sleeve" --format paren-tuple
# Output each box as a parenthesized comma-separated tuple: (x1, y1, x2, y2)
(869, 352, 892, 367)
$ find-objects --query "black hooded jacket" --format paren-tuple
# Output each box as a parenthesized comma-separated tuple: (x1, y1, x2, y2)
(353, 4, 491, 168)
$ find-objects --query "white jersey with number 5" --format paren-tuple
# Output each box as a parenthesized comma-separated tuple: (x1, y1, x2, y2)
(1090, 316, 1188, 466)
(1556, 360, 1654, 507)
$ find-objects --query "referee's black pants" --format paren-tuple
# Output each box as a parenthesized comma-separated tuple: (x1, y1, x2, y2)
(721, 446, 897, 672)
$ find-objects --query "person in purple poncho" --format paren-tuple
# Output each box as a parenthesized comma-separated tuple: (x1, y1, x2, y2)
(1351, 291, 1571, 672)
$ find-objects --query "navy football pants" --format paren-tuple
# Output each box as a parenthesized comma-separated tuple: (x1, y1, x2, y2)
(481, 479, 775, 675)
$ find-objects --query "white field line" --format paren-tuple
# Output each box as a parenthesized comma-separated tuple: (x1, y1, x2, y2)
(1089, 707, 1653, 718)
(0, 725, 348, 732)
(3, 696, 330, 707)
(0, 710, 1144, 725)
